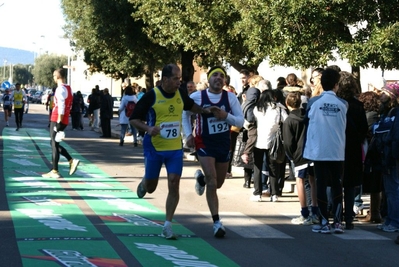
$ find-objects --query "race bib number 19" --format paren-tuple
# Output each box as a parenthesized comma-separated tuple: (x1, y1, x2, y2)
(207, 117, 229, 134)
(160, 121, 180, 139)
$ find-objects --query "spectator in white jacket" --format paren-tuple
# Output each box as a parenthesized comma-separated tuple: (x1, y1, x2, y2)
(252, 89, 288, 202)
(118, 86, 138, 146)
(303, 68, 348, 234)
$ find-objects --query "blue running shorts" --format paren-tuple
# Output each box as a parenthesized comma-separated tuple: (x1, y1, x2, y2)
(196, 146, 230, 163)
(144, 147, 183, 179)
(294, 163, 314, 179)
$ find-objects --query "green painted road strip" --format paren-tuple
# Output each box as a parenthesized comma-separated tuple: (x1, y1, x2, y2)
(3, 127, 239, 266)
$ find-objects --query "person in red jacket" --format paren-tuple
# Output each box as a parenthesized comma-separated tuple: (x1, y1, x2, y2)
(42, 68, 80, 178)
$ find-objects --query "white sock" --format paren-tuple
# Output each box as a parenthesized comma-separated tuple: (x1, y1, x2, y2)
(164, 221, 171, 228)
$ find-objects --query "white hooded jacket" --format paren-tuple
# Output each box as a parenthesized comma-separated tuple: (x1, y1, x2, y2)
(303, 91, 348, 161)
(254, 102, 288, 149)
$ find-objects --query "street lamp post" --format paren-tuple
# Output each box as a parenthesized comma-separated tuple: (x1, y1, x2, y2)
(3, 59, 7, 81)
(32, 42, 36, 62)
(9, 63, 13, 84)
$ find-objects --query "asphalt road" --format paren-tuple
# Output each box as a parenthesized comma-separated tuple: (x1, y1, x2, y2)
(0, 103, 398, 266)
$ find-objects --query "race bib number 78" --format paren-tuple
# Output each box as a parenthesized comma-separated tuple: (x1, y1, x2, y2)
(160, 121, 180, 139)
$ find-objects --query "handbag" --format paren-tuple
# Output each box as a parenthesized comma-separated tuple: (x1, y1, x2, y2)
(232, 132, 254, 168)
(269, 108, 285, 163)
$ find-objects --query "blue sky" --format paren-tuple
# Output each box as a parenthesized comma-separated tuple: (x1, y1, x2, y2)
(0, 0, 70, 55)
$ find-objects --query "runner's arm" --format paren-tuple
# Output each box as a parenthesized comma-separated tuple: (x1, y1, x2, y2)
(182, 91, 201, 138)
(225, 93, 244, 128)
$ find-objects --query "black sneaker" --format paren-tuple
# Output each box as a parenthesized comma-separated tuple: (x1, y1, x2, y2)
(137, 181, 147, 198)
(194, 169, 205, 196)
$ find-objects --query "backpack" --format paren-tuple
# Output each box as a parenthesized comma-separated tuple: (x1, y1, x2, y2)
(365, 111, 396, 173)
(125, 101, 136, 117)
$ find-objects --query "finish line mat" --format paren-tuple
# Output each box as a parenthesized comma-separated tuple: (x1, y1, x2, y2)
(2, 128, 239, 267)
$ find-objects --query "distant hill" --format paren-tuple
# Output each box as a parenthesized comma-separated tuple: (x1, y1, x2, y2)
(0, 47, 34, 65)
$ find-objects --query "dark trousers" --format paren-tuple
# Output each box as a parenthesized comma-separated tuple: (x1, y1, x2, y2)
(314, 161, 344, 224)
(265, 150, 285, 196)
(71, 112, 81, 129)
(101, 117, 111, 137)
(228, 131, 239, 173)
(344, 186, 355, 223)
(49, 122, 72, 171)
(253, 147, 268, 195)
(14, 108, 24, 127)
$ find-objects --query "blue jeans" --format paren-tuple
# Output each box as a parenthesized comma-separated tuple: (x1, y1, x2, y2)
(383, 166, 399, 227)
(128, 124, 138, 142)
(120, 124, 138, 143)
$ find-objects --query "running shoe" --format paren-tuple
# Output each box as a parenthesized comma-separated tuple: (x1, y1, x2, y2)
(377, 223, 388, 230)
(271, 195, 278, 202)
(250, 194, 262, 202)
(213, 221, 226, 238)
(291, 215, 312, 225)
(194, 169, 205, 196)
(312, 223, 331, 234)
(262, 185, 270, 197)
(136, 181, 147, 198)
(310, 214, 320, 225)
(42, 170, 61, 179)
(333, 222, 345, 234)
(161, 225, 177, 240)
(353, 204, 364, 215)
(69, 159, 80, 175)
(382, 224, 399, 233)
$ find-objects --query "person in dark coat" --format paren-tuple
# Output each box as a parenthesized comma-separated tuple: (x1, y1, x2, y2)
(71, 91, 84, 130)
(240, 75, 262, 189)
(336, 71, 368, 229)
(358, 91, 382, 223)
(88, 87, 101, 130)
(100, 88, 114, 138)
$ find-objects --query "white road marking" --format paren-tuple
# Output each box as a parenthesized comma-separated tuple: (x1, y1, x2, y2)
(199, 211, 294, 239)
(282, 213, 390, 240)
(7, 159, 40, 166)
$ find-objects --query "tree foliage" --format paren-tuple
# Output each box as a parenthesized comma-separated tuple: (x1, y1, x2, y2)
(33, 54, 68, 88)
(132, 0, 256, 71)
(0, 65, 33, 86)
(336, 0, 399, 70)
(61, 0, 178, 88)
(61, 0, 399, 85)
(13, 64, 34, 85)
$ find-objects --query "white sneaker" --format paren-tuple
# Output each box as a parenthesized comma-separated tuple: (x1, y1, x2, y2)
(291, 215, 313, 225)
(353, 204, 364, 215)
(161, 225, 177, 240)
(42, 170, 61, 179)
(271, 195, 278, 202)
(312, 223, 331, 234)
(194, 169, 205, 196)
(213, 221, 226, 238)
(310, 214, 320, 224)
(69, 159, 80, 175)
(262, 186, 270, 197)
(250, 194, 262, 202)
